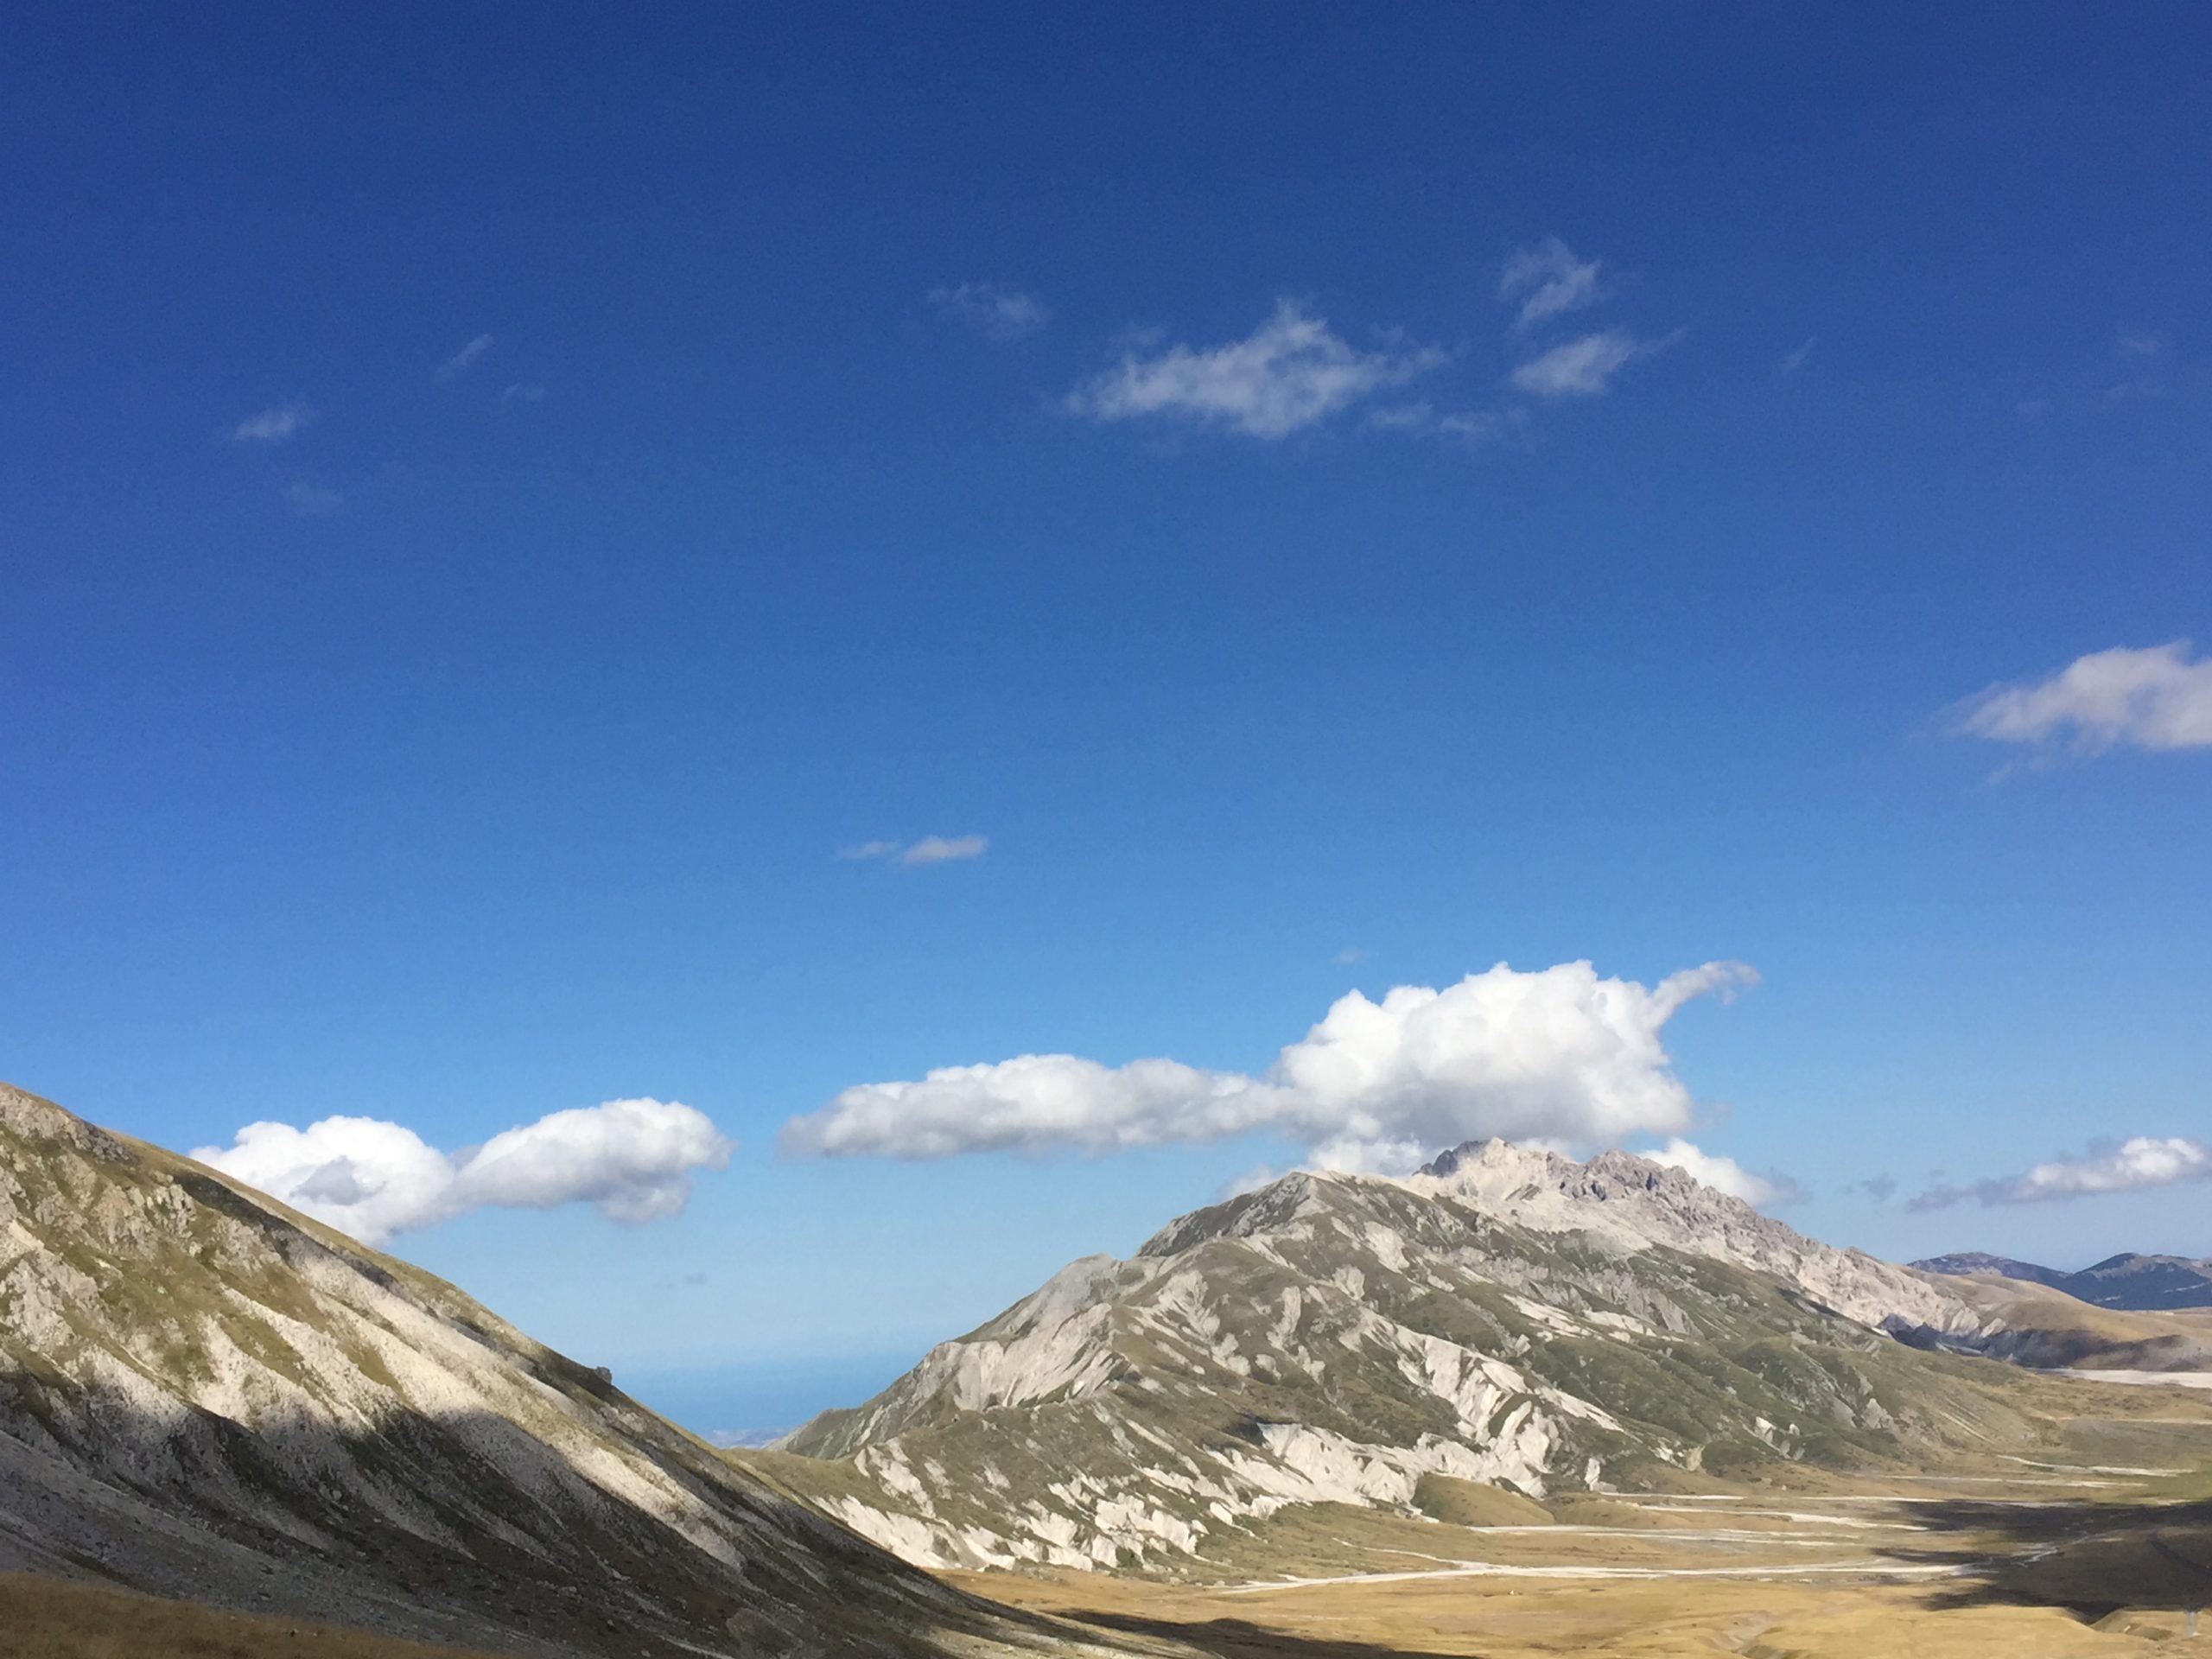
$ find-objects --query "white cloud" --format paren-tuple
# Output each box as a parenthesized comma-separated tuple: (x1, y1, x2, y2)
(839, 836, 988, 866)
(2120, 333, 2166, 359)
(233, 404, 314, 442)
(781, 959, 1755, 1162)
(1643, 1138, 1792, 1208)
(1782, 338, 1815, 374)
(1910, 1135, 2211, 1210)
(1367, 402, 1511, 448)
(1067, 300, 1445, 439)
(435, 334, 494, 382)
(500, 381, 547, 405)
(1510, 331, 1646, 399)
(1948, 642, 2212, 755)
(193, 1098, 733, 1245)
(1498, 238, 1601, 327)
(901, 834, 988, 867)
(929, 283, 1048, 342)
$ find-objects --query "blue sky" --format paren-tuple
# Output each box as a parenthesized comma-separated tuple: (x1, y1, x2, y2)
(5, 4, 2209, 1433)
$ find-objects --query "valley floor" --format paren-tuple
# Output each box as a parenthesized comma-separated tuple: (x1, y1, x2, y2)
(949, 1460, 2212, 1657)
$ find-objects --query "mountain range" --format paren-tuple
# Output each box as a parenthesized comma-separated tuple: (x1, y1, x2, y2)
(0, 1081, 1147, 1658)
(6, 1072, 2205, 1652)
(760, 1140, 2130, 1576)
(1913, 1250, 2212, 1310)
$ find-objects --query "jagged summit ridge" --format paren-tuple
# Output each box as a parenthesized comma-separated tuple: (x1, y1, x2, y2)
(1408, 1138, 1977, 1335)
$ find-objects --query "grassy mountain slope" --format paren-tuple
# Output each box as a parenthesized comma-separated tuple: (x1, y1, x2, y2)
(0, 1083, 1149, 1659)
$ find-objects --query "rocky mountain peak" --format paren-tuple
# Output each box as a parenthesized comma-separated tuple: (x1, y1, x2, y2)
(772, 1135, 2012, 1577)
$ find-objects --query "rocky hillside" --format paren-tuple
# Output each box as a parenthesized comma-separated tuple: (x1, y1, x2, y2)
(0, 1083, 1146, 1659)
(766, 1141, 2045, 1577)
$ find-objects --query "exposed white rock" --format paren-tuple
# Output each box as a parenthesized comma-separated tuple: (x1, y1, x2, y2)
(1410, 1140, 1980, 1336)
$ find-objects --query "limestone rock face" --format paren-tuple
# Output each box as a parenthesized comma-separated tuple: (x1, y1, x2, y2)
(774, 1147, 2021, 1577)
(0, 1084, 1119, 1659)
(1411, 1139, 1980, 1335)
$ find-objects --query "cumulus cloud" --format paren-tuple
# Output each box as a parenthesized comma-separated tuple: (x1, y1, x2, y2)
(838, 836, 988, 867)
(1067, 300, 1445, 439)
(1510, 331, 1648, 399)
(233, 404, 314, 442)
(1947, 642, 2212, 755)
(1910, 1136, 2211, 1211)
(929, 283, 1049, 342)
(435, 334, 494, 382)
(1642, 1138, 1796, 1208)
(193, 1098, 734, 1245)
(782, 959, 1756, 1164)
(1499, 238, 1601, 327)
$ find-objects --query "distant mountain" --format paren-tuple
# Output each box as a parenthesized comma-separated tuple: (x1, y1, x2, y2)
(765, 1141, 2053, 1577)
(0, 1083, 1133, 1658)
(2063, 1252, 2212, 1309)
(1910, 1252, 2071, 1289)
(1913, 1249, 2212, 1310)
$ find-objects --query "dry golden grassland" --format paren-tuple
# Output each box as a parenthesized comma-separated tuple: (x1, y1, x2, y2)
(0, 1574, 506, 1659)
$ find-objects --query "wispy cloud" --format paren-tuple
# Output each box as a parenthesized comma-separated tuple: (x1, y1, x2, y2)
(282, 481, 343, 517)
(499, 381, 547, 406)
(839, 835, 989, 868)
(1782, 337, 1815, 374)
(435, 333, 494, 383)
(1910, 1136, 2211, 1210)
(1067, 300, 1445, 439)
(838, 840, 906, 861)
(193, 1098, 734, 1244)
(929, 283, 1049, 342)
(899, 834, 988, 867)
(782, 958, 1754, 1162)
(1510, 330, 1651, 399)
(233, 404, 314, 443)
(2120, 332, 2167, 359)
(1367, 401, 1511, 448)
(1333, 946, 1372, 966)
(1947, 641, 2212, 756)
(1498, 238, 1601, 328)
